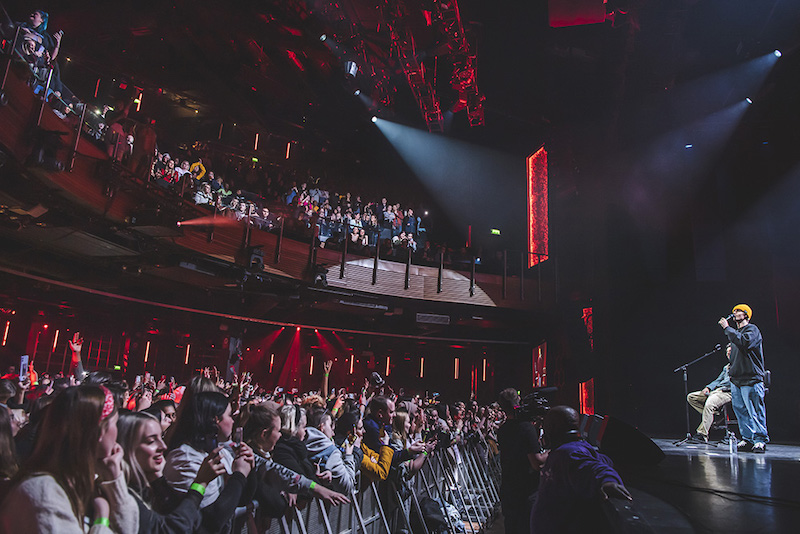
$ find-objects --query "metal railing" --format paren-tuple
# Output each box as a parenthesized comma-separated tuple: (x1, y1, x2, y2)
(231, 437, 501, 534)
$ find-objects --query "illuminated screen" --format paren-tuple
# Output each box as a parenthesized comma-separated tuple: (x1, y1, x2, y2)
(526, 147, 549, 267)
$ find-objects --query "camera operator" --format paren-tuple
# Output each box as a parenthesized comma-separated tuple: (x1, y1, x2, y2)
(496, 388, 547, 534)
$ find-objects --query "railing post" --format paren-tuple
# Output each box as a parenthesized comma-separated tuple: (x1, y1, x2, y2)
(372, 237, 380, 285)
(339, 232, 347, 279)
(470, 255, 476, 297)
(437, 248, 443, 293)
(68, 103, 87, 171)
(404, 247, 411, 289)
(274, 216, 284, 264)
(36, 67, 53, 126)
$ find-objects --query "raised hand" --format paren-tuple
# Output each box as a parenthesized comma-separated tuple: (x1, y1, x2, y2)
(323, 360, 333, 374)
(195, 448, 227, 485)
(68, 332, 83, 354)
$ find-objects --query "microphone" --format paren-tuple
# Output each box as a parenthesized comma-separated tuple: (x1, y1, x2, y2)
(725, 313, 735, 321)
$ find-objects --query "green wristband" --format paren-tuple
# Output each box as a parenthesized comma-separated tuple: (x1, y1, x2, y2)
(93, 517, 110, 527)
(310, 481, 317, 490)
(190, 482, 207, 496)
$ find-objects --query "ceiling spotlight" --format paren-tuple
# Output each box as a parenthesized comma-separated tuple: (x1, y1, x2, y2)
(320, 34, 327, 42)
(344, 60, 358, 78)
(745, 97, 753, 104)
(371, 116, 378, 123)
(773, 49, 782, 57)
(684, 144, 693, 149)
(354, 89, 361, 96)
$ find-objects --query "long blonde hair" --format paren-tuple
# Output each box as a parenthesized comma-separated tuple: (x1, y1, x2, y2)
(117, 411, 160, 496)
(392, 410, 410, 446)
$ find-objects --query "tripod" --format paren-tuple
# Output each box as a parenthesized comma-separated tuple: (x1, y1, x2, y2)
(673, 344, 723, 447)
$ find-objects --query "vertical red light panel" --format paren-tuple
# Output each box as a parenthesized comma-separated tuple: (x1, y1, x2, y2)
(526, 147, 549, 267)
(580, 306, 595, 414)
(532, 343, 547, 387)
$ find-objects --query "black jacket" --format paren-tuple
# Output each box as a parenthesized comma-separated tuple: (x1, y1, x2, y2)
(725, 323, 766, 386)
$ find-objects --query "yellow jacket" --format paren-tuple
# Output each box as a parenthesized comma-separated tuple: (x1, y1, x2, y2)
(360, 443, 393, 481)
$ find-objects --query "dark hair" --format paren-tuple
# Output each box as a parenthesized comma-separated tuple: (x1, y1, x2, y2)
(0, 407, 18, 478)
(142, 405, 163, 422)
(168, 391, 230, 452)
(368, 395, 390, 416)
(243, 404, 280, 445)
(306, 406, 331, 430)
(498, 388, 520, 414)
(334, 410, 359, 444)
(151, 399, 176, 413)
(34, 9, 49, 31)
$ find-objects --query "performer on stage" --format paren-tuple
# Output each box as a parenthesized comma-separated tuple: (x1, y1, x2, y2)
(718, 304, 769, 453)
(686, 344, 732, 442)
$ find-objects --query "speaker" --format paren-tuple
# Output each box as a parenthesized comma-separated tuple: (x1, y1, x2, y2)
(549, 0, 607, 28)
(581, 414, 665, 466)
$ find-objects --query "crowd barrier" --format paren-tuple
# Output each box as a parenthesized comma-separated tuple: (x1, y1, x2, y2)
(231, 435, 501, 534)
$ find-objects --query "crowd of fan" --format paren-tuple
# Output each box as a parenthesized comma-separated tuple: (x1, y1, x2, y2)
(150, 142, 433, 260)
(0, 333, 504, 533)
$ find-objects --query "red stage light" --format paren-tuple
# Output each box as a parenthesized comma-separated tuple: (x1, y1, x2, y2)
(526, 147, 549, 267)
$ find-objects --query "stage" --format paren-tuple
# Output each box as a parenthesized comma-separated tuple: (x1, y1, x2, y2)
(614, 439, 800, 532)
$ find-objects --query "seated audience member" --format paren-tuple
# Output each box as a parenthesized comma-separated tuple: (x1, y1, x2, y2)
(0, 386, 138, 533)
(117, 411, 226, 534)
(163, 391, 255, 534)
(530, 406, 632, 534)
(304, 407, 357, 494)
(194, 182, 214, 206)
(686, 343, 732, 443)
(243, 404, 348, 522)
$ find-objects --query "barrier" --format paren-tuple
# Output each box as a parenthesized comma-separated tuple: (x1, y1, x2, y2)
(230, 437, 500, 534)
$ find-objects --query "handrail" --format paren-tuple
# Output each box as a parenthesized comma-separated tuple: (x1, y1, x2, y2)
(232, 437, 501, 534)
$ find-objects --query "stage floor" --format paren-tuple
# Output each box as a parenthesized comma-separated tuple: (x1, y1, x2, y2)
(615, 439, 800, 533)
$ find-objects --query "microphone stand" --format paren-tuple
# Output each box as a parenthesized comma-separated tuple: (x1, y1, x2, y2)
(673, 344, 723, 447)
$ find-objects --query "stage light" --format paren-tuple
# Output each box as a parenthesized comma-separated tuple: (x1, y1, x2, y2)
(745, 97, 753, 104)
(774, 50, 782, 57)
(344, 60, 358, 78)
(320, 34, 327, 42)
(354, 89, 361, 96)
(371, 116, 377, 123)
(684, 144, 693, 149)
(144, 340, 151, 364)
(184, 344, 190, 365)
(296, 326, 301, 331)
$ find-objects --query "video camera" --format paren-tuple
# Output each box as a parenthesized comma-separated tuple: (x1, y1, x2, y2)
(514, 387, 557, 422)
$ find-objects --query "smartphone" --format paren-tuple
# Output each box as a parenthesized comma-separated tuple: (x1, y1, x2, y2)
(144, 371, 151, 383)
(276, 387, 284, 393)
(19, 355, 29, 380)
(233, 427, 243, 445)
(347, 431, 357, 445)
(134, 375, 142, 387)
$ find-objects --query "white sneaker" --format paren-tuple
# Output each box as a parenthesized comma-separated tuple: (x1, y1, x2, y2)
(752, 442, 766, 453)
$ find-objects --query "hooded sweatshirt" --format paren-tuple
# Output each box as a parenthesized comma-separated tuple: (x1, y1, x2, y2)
(304, 427, 356, 494)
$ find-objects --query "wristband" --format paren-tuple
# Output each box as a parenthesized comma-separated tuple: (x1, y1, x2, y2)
(190, 483, 207, 496)
(93, 517, 110, 527)
(323, 373, 329, 377)
(422, 451, 428, 456)
(310, 481, 317, 490)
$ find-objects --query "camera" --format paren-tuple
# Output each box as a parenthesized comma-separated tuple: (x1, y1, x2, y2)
(514, 387, 557, 422)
